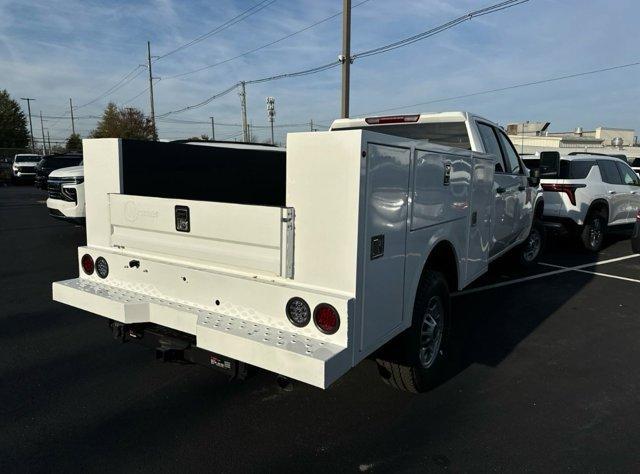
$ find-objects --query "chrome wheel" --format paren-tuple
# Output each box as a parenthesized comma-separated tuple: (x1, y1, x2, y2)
(419, 296, 444, 369)
(523, 228, 542, 262)
(589, 218, 603, 249)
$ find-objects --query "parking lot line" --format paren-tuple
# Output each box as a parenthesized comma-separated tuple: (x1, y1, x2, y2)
(455, 254, 640, 296)
(539, 258, 640, 284)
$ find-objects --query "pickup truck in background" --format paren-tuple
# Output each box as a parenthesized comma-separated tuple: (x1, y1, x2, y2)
(12, 153, 42, 182)
(53, 112, 543, 393)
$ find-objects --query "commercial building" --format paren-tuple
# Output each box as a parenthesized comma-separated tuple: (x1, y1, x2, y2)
(507, 121, 640, 159)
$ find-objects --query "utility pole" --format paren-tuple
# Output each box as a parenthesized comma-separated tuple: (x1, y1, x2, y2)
(340, 0, 352, 118)
(239, 81, 249, 142)
(39, 111, 47, 155)
(209, 116, 215, 140)
(69, 98, 76, 135)
(20, 97, 36, 152)
(47, 130, 52, 152)
(147, 41, 158, 140)
(266, 97, 275, 145)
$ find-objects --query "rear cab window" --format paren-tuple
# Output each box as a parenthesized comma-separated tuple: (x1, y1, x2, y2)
(343, 121, 471, 150)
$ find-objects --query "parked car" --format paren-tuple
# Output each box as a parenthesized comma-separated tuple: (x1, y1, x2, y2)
(12, 153, 42, 182)
(46, 165, 85, 223)
(34, 153, 83, 189)
(630, 158, 640, 177)
(535, 154, 640, 251)
(53, 112, 543, 393)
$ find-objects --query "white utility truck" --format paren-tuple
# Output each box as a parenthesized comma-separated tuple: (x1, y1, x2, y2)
(53, 112, 543, 392)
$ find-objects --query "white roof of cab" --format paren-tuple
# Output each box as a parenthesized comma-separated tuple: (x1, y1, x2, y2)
(330, 111, 495, 130)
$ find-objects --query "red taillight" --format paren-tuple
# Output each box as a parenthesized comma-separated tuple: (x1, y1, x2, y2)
(541, 183, 586, 206)
(313, 304, 340, 335)
(365, 114, 420, 125)
(81, 254, 94, 275)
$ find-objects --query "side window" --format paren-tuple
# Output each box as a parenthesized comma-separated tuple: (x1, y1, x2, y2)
(496, 131, 522, 174)
(616, 162, 640, 185)
(569, 161, 595, 179)
(598, 160, 623, 185)
(477, 123, 506, 173)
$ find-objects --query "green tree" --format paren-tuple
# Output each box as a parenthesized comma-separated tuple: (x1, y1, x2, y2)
(186, 134, 210, 141)
(0, 89, 30, 148)
(66, 133, 82, 152)
(90, 102, 156, 140)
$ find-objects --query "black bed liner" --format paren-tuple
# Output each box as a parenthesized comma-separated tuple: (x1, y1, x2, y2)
(120, 139, 286, 207)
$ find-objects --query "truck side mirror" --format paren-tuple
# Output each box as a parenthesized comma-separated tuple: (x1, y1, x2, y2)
(539, 151, 560, 179)
(528, 168, 541, 187)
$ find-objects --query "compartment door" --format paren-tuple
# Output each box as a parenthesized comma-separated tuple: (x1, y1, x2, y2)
(360, 144, 411, 353)
(465, 156, 494, 284)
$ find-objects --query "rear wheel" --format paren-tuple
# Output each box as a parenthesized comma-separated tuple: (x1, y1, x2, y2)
(376, 271, 451, 393)
(581, 213, 606, 252)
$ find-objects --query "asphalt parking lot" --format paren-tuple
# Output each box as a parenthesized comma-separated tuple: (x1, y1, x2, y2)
(2, 184, 640, 473)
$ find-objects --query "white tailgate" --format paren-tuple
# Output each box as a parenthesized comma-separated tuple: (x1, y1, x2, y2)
(109, 194, 294, 277)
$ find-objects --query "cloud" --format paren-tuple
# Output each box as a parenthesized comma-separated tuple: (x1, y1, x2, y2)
(0, 0, 638, 142)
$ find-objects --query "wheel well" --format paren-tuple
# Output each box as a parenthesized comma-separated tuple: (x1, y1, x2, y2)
(588, 200, 609, 220)
(424, 241, 458, 291)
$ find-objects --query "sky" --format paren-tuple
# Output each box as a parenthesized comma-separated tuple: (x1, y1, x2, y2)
(0, 0, 638, 145)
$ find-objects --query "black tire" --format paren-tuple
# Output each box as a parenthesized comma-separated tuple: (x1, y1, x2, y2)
(581, 213, 606, 252)
(376, 270, 451, 393)
(516, 219, 545, 266)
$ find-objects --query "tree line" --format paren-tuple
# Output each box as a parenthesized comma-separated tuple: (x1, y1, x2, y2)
(0, 89, 157, 154)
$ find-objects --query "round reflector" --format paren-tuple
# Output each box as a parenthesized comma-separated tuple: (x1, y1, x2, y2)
(95, 257, 109, 279)
(313, 303, 340, 334)
(81, 254, 94, 275)
(286, 297, 311, 327)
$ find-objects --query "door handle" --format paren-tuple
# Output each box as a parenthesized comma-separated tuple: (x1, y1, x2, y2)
(496, 187, 506, 194)
(518, 185, 526, 191)
(608, 190, 617, 195)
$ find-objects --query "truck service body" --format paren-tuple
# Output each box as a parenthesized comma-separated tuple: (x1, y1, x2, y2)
(53, 112, 542, 391)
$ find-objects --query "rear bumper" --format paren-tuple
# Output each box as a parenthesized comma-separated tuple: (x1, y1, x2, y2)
(543, 216, 579, 234)
(52, 278, 350, 389)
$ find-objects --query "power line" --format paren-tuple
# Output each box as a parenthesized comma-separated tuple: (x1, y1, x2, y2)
(355, 60, 640, 117)
(156, 83, 241, 118)
(156, 0, 527, 118)
(74, 66, 144, 110)
(156, 0, 277, 60)
(164, 0, 373, 80)
(353, 0, 529, 60)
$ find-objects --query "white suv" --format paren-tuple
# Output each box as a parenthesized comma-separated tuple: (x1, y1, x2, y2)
(12, 153, 41, 181)
(536, 154, 640, 251)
